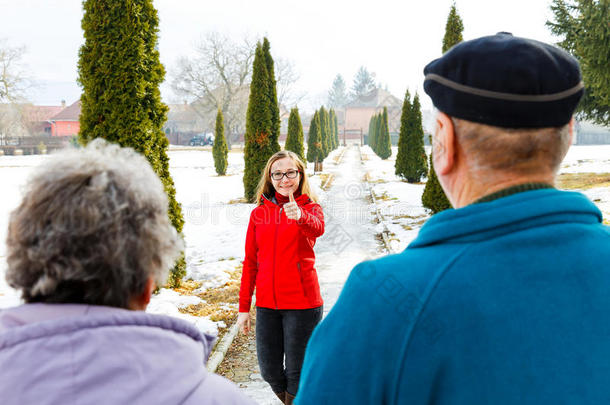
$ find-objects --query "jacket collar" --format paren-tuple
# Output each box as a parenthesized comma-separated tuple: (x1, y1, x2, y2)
(261, 193, 311, 207)
(410, 189, 602, 248)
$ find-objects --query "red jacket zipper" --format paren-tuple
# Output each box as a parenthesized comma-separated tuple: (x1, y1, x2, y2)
(273, 206, 281, 309)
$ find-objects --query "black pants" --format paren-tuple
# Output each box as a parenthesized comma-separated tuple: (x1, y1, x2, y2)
(256, 306, 323, 396)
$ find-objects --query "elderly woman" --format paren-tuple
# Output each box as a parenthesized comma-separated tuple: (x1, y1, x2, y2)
(0, 140, 253, 404)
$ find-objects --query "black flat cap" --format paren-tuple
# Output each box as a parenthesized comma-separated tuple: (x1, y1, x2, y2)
(423, 32, 584, 128)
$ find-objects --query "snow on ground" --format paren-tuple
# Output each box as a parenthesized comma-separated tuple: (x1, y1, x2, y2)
(361, 145, 430, 251)
(0, 143, 608, 324)
(560, 144, 610, 173)
(0, 146, 336, 338)
(361, 144, 610, 251)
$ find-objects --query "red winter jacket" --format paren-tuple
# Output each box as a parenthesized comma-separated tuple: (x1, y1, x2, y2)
(239, 193, 325, 311)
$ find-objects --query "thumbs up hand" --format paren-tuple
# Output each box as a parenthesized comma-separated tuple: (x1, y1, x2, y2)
(284, 191, 302, 221)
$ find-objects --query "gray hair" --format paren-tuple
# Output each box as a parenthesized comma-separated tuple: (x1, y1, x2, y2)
(451, 118, 571, 177)
(5, 139, 183, 308)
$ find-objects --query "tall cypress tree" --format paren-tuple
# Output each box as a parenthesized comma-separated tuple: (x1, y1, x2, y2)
(285, 107, 305, 162)
(374, 113, 383, 155)
(395, 90, 412, 177)
(306, 111, 323, 168)
(328, 108, 336, 150)
(422, 147, 452, 213)
(319, 106, 331, 158)
(442, 3, 464, 53)
(331, 109, 340, 148)
(396, 92, 428, 182)
(78, 0, 186, 286)
(262, 38, 281, 152)
(213, 108, 228, 175)
(368, 114, 377, 152)
(243, 43, 274, 201)
(423, 3, 463, 213)
(377, 107, 392, 159)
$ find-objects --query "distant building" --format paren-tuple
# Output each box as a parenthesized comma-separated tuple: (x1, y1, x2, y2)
(164, 103, 205, 145)
(22, 104, 65, 135)
(49, 100, 81, 137)
(575, 120, 610, 145)
(331, 88, 403, 144)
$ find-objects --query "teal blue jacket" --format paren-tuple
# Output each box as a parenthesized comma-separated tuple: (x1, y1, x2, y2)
(296, 189, 610, 404)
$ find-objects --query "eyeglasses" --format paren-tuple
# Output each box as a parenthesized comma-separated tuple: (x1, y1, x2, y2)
(271, 169, 300, 181)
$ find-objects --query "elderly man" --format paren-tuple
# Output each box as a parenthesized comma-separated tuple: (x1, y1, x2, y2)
(295, 33, 610, 404)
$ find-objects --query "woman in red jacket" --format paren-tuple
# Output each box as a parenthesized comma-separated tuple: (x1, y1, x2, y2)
(237, 150, 324, 404)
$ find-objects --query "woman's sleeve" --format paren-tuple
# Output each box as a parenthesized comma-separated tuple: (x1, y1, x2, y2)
(296, 203, 325, 238)
(239, 212, 258, 312)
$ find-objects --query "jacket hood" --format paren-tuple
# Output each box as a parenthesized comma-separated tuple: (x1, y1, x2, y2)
(411, 189, 602, 248)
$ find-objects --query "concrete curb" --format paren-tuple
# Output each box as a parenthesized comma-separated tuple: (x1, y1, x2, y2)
(335, 145, 348, 164)
(358, 145, 395, 254)
(207, 319, 241, 373)
(321, 146, 347, 190)
(321, 173, 334, 190)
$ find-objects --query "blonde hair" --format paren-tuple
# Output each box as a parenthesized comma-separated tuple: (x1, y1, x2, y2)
(255, 150, 318, 205)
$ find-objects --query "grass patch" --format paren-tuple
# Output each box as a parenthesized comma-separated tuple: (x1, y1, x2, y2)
(391, 214, 427, 220)
(556, 173, 610, 190)
(374, 191, 398, 201)
(227, 197, 249, 204)
(177, 266, 243, 345)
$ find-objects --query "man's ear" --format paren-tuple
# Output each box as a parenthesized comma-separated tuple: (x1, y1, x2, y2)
(568, 117, 575, 145)
(433, 112, 456, 175)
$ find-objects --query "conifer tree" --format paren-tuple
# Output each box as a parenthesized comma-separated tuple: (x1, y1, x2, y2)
(307, 111, 323, 170)
(377, 107, 392, 159)
(328, 108, 337, 151)
(331, 109, 340, 148)
(423, 3, 463, 213)
(319, 106, 331, 158)
(368, 114, 377, 152)
(213, 108, 228, 175)
(243, 43, 274, 201)
(396, 92, 428, 182)
(285, 107, 305, 162)
(262, 38, 281, 151)
(547, 0, 610, 126)
(395, 90, 412, 177)
(374, 113, 383, 154)
(421, 148, 452, 213)
(442, 3, 464, 53)
(78, 0, 186, 286)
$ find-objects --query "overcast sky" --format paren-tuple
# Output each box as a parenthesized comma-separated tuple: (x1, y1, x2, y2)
(0, 0, 558, 112)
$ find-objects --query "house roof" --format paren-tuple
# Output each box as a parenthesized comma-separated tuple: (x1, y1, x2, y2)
(23, 105, 65, 121)
(51, 100, 81, 121)
(345, 88, 402, 109)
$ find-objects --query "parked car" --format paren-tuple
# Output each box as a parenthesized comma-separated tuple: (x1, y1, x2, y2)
(189, 133, 214, 146)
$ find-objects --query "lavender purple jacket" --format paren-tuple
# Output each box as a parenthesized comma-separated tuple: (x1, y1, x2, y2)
(0, 303, 255, 405)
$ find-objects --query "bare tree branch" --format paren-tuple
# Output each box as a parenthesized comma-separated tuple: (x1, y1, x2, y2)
(170, 32, 302, 136)
(0, 39, 29, 103)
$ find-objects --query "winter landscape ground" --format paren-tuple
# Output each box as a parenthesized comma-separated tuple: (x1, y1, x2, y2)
(0, 143, 608, 403)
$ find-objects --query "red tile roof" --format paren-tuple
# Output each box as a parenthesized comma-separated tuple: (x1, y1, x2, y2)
(22, 105, 65, 121)
(51, 100, 81, 121)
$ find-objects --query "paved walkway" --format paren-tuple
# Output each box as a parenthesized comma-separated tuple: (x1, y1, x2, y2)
(218, 145, 383, 404)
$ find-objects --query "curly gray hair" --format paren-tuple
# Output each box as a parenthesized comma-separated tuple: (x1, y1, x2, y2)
(5, 139, 183, 308)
